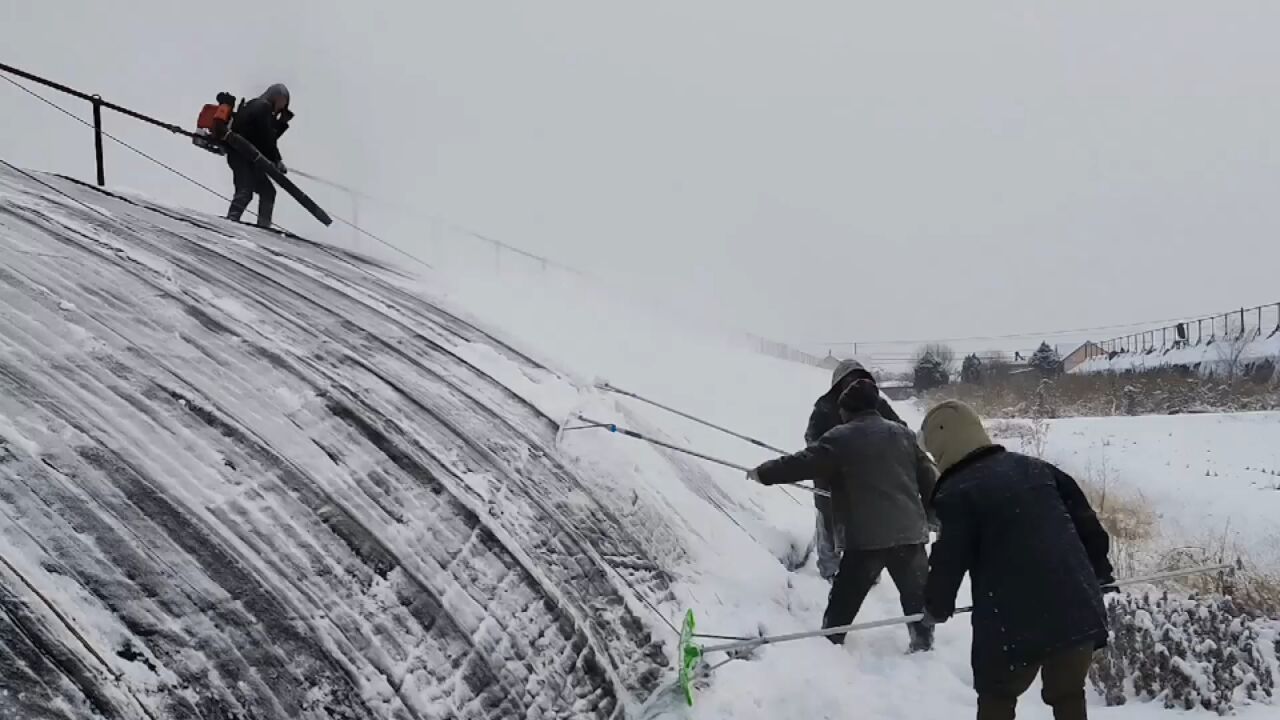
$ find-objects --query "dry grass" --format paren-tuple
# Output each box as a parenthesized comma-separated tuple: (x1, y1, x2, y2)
(1221, 569, 1280, 618)
(1076, 457, 1159, 579)
(1078, 468, 1279, 618)
(926, 365, 1280, 419)
(976, 383, 1280, 619)
(1171, 528, 1280, 619)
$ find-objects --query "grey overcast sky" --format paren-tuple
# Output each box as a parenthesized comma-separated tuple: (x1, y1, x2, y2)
(4, 2, 1279, 359)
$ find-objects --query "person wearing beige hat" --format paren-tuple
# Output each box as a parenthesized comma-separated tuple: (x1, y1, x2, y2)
(918, 400, 1114, 720)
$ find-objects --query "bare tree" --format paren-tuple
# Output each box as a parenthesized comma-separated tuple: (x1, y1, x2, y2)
(985, 352, 1012, 381)
(915, 343, 957, 375)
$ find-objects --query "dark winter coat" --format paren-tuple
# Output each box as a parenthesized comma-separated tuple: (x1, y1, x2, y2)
(804, 360, 906, 541)
(230, 97, 288, 164)
(924, 446, 1113, 690)
(804, 393, 904, 446)
(804, 357, 905, 444)
(760, 410, 936, 551)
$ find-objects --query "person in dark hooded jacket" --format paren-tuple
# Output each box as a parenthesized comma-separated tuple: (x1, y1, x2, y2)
(753, 379, 937, 652)
(805, 359, 906, 580)
(226, 83, 292, 228)
(919, 400, 1113, 720)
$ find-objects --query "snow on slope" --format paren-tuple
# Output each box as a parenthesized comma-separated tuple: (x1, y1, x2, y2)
(0, 165, 675, 719)
(2, 163, 1274, 720)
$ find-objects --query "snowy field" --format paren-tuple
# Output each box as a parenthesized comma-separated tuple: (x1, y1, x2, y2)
(1, 165, 1275, 719)
(995, 413, 1280, 570)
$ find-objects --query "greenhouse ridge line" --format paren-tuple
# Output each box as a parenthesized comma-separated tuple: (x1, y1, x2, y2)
(9, 60, 1269, 372)
(0, 59, 575, 279)
(0, 63, 430, 272)
(1, 60, 818, 375)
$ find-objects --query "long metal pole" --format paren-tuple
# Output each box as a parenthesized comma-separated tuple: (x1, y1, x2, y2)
(597, 383, 788, 454)
(594, 383, 807, 506)
(571, 416, 829, 497)
(699, 563, 1233, 655)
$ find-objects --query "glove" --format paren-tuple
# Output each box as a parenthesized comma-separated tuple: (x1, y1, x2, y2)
(276, 160, 288, 175)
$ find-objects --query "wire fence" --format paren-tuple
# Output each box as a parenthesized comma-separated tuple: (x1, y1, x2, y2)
(741, 333, 831, 369)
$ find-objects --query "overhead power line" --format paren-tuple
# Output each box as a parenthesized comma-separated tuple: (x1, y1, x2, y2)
(807, 312, 1220, 348)
(290, 169, 590, 277)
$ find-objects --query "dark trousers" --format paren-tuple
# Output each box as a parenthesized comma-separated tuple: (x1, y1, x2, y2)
(814, 509, 843, 580)
(824, 543, 930, 649)
(976, 644, 1094, 720)
(226, 155, 276, 227)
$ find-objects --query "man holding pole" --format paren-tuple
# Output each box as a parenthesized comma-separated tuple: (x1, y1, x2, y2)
(751, 378, 937, 653)
(919, 400, 1113, 720)
(226, 83, 292, 228)
(804, 359, 906, 581)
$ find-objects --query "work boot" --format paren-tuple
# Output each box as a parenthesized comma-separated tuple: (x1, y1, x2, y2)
(255, 200, 274, 229)
(907, 622, 934, 653)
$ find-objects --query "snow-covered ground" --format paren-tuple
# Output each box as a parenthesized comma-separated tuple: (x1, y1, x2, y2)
(438, 268, 1280, 719)
(995, 413, 1280, 569)
(1, 165, 1275, 719)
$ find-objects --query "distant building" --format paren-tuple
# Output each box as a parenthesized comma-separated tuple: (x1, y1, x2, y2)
(1063, 341, 1103, 373)
(878, 379, 915, 401)
(818, 352, 844, 371)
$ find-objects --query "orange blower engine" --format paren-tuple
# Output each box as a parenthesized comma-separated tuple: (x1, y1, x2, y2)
(192, 92, 237, 155)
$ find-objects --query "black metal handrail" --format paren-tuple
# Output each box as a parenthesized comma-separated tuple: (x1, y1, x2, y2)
(1, 61, 198, 186)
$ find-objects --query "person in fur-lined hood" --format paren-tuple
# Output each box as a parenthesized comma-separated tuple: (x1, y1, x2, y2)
(920, 400, 1113, 720)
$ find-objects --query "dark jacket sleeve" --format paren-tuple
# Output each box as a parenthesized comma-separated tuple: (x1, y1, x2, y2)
(876, 397, 907, 427)
(803, 404, 828, 445)
(924, 488, 976, 620)
(1051, 466, 1114, 584)
(235, 100, 282, 163)
(756, 441, 840, 487)
(274, 111, 292, 140)
(914, 441, 939, 526)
